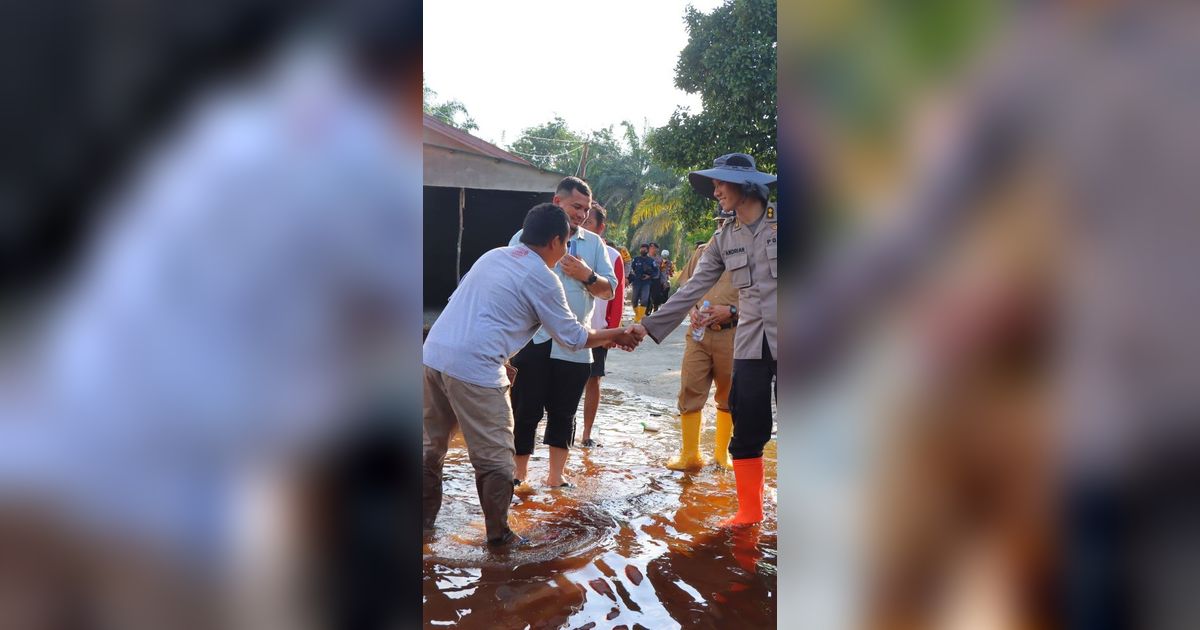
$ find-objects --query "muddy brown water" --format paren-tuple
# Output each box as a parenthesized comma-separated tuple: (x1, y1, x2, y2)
(423, 389, 778, 629)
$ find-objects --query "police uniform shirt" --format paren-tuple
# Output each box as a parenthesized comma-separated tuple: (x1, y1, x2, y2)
(641, 206, 778, 360)
(678, 240, 739, 316)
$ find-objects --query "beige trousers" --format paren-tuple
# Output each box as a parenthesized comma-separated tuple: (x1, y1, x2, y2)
(677, 326, 735, 414)
(422, 367, 516, 544)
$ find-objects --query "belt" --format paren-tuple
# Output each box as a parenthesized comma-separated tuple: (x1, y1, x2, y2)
(709, 320, 737, 331)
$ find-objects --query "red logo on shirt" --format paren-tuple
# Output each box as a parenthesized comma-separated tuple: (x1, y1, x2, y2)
(510, 247, 529, 258)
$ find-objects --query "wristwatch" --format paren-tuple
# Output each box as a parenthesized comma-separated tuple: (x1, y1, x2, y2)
(584, 271, 598, 286)
(729, 305, 738, 317)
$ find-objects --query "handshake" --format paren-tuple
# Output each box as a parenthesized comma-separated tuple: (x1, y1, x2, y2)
(607, 323, 648, 352)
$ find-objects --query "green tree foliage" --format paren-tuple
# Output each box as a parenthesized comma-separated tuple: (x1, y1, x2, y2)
(630, 177, 709, 240)
(506, 119, 685, 249)
(423, 81, 479, 133)
(506, 106, 732, 259)
(684, 224, 718, 251)
(582, 123, 643, 221)
(647, 0, 777, 174)
(627, 0, 777, 254)
(587, 122, 676, 233)
(507, 117, 587, 175)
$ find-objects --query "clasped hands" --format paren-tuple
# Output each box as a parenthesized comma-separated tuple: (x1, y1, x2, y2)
(607, 324, 648, 352)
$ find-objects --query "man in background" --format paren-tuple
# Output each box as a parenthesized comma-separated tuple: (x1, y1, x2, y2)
(424, 203, 639, 546)
(630, 243, 658, 323)
(507, 177, 616, 488)
(578, 202, 624, 448)
(667, 216, 739, 471)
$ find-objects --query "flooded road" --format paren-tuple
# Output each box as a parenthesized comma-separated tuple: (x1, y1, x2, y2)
(423, 323, 778, 629)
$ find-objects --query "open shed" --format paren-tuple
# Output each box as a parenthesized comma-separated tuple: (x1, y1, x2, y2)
(423, 114, 564, 309)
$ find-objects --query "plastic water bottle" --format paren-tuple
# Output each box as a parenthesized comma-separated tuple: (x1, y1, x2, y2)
(692, 300, 711, 342)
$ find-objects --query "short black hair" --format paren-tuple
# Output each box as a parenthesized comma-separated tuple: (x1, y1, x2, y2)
(556, 176, 592, 199)
(589, 202, 607, 227)
(520, 203, 570, 247)
(649, 242, 659, 248)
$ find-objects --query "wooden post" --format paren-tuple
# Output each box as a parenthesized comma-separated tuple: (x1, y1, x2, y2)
(456, 187, 465, 284)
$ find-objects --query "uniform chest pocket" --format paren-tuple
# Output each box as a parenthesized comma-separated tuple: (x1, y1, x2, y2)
(766, 244, 777, 278)
(726, 252, 751, 288)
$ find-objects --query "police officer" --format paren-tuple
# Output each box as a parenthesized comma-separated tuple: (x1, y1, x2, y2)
(666, 215, 739, 472)
(633, 153, 777, 526)
(630, 243, 659, 323)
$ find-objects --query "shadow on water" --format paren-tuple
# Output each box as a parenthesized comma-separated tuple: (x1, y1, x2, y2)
(423, 388, 778, 629)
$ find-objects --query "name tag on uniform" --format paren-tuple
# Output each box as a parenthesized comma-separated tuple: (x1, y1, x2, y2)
(724, 246, 745, 256)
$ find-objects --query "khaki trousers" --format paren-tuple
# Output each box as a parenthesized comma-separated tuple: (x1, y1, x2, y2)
(677, 326, 735, 414)
(422, 367, 516, 544)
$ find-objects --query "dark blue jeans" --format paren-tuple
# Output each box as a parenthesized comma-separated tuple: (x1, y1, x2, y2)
(632, 281, 652, 309)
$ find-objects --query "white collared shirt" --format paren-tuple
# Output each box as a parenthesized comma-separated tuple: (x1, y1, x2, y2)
(423, 245, 590, 386)
(508, 227, 617, 363)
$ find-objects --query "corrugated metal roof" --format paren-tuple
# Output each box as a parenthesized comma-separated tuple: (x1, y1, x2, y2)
(422, 113, 532, 166)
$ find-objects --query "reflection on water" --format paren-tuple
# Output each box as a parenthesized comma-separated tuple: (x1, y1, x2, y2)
(423, 389, 778, 629)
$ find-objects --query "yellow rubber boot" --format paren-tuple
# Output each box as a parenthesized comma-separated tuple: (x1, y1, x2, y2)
(667, 411, 707, 471)
(634, 306, 646, 323)
(712, 410, 734, 470)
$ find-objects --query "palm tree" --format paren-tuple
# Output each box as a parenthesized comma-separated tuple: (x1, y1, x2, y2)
(588, 122, 655, 229)
(629, 178, 689, 255)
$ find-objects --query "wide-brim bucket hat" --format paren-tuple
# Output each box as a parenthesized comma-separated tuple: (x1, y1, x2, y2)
(687, 153, 776, 200)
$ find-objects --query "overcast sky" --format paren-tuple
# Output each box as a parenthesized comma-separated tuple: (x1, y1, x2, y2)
(423, 0, 726, 148)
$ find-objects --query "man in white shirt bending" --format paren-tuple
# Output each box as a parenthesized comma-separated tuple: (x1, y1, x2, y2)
(422, 203, 642, 547)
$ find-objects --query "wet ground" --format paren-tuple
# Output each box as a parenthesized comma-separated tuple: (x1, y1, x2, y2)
(423, 320, 778, 629)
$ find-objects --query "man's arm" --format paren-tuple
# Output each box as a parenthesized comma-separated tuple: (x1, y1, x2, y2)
(559, 240, 616, 300)
(586, 326, 640, 350)
(528, 277, 592, 352)
(587, 275, 614, 300)
(588, 239, 618, 300)
(528, 273, 637, 351)
(635, 245, 725, 344)
(534, 295, 639, 350)
(676, 247, 706, 330)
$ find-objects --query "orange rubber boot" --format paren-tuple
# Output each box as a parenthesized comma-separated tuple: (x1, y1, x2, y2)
(720, 456, 764, 527)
